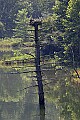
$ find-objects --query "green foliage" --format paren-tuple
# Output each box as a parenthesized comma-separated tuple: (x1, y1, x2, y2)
(45, 68, 80, 120)
(0, 0, 55, 38)
(52, 0, 80, 66)
(0, 0, 80, 65)
(0, 37, 22, 45)
(14, 8, 31, 40)
(63, 0, 80, 65)
(0, 0, 20, 38)
(29, 0, 55, 18)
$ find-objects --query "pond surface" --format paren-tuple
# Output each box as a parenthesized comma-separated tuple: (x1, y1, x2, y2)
(0, 50, 80, 120)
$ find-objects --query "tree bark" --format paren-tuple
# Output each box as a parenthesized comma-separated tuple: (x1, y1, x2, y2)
(34, 22, 45, 107)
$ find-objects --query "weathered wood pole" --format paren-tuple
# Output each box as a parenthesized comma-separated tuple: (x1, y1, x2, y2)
(30, 19, 45, 107)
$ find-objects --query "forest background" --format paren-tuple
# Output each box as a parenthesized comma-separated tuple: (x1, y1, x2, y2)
(0, 0, 80, 67)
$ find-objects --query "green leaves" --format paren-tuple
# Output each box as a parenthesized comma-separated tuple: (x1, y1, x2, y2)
(14, 8, 31, 40)
(0, 0, 20, 37)
(63, 0, 80, 64)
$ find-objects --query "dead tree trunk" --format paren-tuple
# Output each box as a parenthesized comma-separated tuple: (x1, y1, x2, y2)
(30, 19, 45, 107)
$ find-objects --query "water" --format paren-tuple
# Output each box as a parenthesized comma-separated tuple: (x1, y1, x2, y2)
(0, 52, 80, 120)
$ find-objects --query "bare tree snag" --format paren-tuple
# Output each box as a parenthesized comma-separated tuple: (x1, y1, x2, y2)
(30, 19, 45, 107)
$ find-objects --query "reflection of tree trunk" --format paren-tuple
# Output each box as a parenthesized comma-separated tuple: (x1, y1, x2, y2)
(40, 106, 45, 120)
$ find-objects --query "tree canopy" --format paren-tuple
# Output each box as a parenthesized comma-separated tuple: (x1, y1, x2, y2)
(0, 0, 80, 65)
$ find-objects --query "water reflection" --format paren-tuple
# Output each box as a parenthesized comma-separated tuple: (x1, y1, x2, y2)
(0, 65, 80, 120)
(44, 68, 80, 120)
(0, 67, 45, 120)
